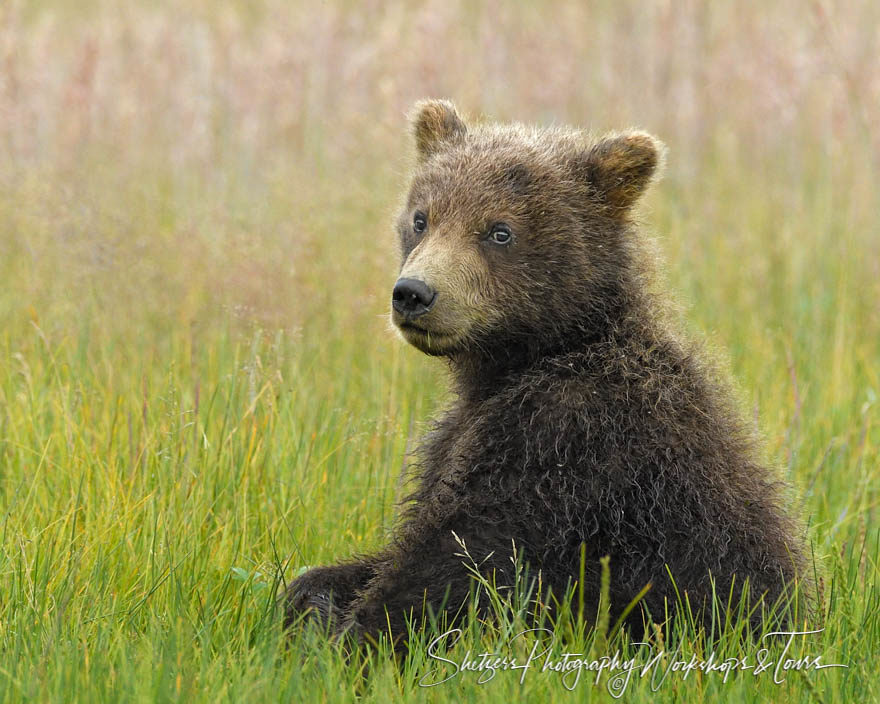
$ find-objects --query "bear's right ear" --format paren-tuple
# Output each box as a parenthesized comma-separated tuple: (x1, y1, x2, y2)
(409, 99, 467, 162)
(577, 130, 666, 216)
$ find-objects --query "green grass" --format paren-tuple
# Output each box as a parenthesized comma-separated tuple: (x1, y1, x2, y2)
(1, 1, 879, 701)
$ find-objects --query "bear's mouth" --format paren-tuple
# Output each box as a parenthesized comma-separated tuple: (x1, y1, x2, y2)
(397, 321, 459, 355)
(398, 321, 431, 334)
(399, 321, 447, 339)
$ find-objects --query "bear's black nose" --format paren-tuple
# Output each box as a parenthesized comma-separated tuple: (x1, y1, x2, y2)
(392, 278, 436, 318)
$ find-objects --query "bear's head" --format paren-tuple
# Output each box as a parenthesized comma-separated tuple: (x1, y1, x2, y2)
(391, 99, 664, 368)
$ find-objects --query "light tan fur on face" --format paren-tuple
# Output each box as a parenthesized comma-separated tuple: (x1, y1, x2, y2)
(395, 222, 494, 355)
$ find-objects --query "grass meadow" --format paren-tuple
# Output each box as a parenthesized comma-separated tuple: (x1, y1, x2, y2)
(0, 1, 878, 701)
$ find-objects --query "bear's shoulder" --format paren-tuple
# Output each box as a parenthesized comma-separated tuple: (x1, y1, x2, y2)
(489, 334, 696, 413)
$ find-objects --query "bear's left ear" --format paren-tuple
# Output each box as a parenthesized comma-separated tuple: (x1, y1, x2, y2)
(580, 131, 665, 215)
(409, 99, 467, 162)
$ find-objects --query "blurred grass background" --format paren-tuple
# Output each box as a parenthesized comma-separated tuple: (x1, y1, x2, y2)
(0, 0, 878, 701)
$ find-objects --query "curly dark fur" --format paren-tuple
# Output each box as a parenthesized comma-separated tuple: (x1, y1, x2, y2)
(284, 100, 806, 649)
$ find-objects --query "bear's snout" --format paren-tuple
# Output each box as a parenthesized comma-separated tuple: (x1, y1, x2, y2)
(392, 277, 436, 319)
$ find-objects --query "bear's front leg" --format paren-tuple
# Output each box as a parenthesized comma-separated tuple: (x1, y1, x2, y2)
(339, 529, 514, 650)
(284, 560, 377, 633)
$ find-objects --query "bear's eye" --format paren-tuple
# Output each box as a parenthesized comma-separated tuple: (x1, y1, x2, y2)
(488, 223, 513, 245)
(413, 212, 428, 234)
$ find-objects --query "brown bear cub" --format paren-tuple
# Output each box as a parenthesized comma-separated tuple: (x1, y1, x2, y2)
(285, 100, 806, 648)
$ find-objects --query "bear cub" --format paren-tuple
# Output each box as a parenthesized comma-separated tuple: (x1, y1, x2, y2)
(285, 100, 805, 647)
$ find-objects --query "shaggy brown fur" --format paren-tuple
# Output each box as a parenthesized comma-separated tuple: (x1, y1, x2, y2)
(284, 100, 806, 648)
